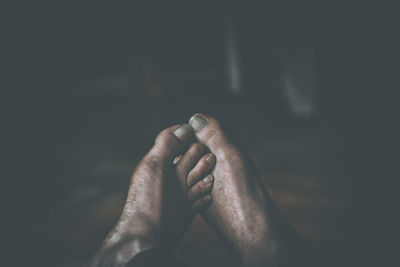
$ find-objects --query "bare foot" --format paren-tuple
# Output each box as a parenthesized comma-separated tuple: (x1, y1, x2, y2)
(91, 125, 215, 266)
(189, 114, 308, 267)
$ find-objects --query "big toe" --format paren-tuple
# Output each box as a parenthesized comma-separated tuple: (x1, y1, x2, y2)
(189, 113, 233, 156)
(149, 124, 195, 162)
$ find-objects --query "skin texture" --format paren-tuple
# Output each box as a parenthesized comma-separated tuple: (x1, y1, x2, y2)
(90, 125, 216, 266)
(91, 116, 309, 267)
(189, 114, 308, 267)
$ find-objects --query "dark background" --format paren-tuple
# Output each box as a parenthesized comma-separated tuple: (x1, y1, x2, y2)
(3, 1, 397, 266)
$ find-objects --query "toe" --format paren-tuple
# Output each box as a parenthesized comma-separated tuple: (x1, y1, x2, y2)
(149, 124, 195, 162)
(172, 124, 195, 145)
(186, 153, 216, 189)
(187, 174, 214, 204)
(176, 142, 207, 185)
(188, 113, 231, 155)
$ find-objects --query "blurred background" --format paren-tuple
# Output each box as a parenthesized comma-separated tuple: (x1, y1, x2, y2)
(3, 1, 397, 266)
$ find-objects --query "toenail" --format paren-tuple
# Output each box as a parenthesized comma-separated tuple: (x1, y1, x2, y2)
(206, 153, 216, 163)
(173, 124, 193, 140)
(203, 174, 214, 185)
(189, 114, 207, 133)
(173, 155, 182, 165)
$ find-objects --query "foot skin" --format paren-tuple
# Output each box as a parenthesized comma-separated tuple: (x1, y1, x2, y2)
(189, 114, 308, 267)
(175, 142, 216, 213)
(91, 125, 215, 266)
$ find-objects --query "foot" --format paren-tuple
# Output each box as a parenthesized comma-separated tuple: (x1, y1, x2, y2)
(189, 114, 308, 267)
(91, 125, 215, 266)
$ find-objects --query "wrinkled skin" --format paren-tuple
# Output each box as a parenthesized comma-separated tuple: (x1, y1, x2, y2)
(189, 114, 308, 267)
(91, 115, 308, 267)
(90, 125, 215, 266)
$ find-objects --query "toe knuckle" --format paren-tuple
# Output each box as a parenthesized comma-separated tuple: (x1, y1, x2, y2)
(203, 180, 213, 192)
(193, 142, 206, 153)
(176, 164, 186, 179)
(199, 157, 210, 169)
(200, 183, 210, 195)
(185, 154, 196, 166)
(193, 185, 202, 196)
(186, 171, 196, 186)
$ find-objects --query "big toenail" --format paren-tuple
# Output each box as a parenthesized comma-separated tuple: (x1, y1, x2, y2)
(189, 115, 207, 132)
(173, 124, 193, 140)
(203, 174, 214, 185)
